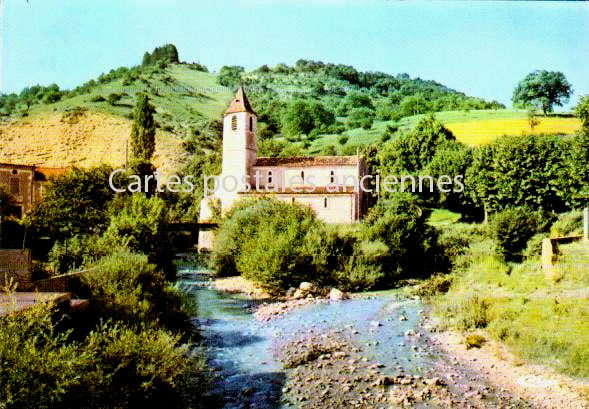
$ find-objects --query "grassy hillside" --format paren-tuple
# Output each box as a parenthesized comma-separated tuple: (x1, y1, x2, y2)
(301, 109, 581, 154)
(0, 48, 581, 171)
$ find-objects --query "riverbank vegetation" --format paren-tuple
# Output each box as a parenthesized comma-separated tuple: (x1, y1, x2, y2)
(211, 193, 448, 294)
(0, 94, 208, 408)
(421, 209, 589, 378)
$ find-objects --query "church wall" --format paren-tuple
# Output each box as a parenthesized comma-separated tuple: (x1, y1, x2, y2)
(238, 192, 357, 224)
(251, 165, 360, 191)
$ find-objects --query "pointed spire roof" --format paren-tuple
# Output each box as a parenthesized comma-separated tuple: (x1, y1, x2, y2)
(224, 86, 256, 116)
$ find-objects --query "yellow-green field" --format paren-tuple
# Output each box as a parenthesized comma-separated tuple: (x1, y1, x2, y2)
(446, 117, 581, 146)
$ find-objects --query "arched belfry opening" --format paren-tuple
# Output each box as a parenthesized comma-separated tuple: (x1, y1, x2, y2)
(231, 115, 237, 131)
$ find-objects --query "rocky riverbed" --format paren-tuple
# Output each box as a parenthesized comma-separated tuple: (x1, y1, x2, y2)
(180, 268, 536, 408)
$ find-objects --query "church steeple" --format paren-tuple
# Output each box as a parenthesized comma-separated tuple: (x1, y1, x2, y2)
(225, 86, 256, 116)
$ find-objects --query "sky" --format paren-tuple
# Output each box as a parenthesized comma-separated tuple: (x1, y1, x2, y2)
(1, 0, 588, 109)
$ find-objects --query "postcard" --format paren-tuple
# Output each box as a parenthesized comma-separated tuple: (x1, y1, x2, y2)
(0, 1, 588, 408)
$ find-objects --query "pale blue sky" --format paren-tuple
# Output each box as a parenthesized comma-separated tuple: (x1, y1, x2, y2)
(1, 0, 588, 108)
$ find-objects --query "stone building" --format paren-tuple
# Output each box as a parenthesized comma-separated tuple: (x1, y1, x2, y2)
(0, 163, 68, 218)
(198, 87, 369, 249)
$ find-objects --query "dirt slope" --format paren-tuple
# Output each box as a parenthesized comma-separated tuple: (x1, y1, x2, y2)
(0, 112, 186, 175)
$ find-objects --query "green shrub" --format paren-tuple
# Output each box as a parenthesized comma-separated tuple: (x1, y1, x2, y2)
(80, 321, 198, 408)
(522, 233, 547, 260)
(212, 198, 319, 293)
(361, 193, 449, 281)
(488, 207, 555, 261)
(437, 223, 485, 268)
(0, 303, 200, 409)
(83, 250, 191, 332)
(550, 210, 584, 237)
(414, 274, 454, 298)
(104, 194, 173, 277)
(337, 135, 349, 145)
(48, 234, 116, 274)
(90, 95, 106, 102)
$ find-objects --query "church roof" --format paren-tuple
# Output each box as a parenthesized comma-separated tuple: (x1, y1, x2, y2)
(224, 86, 256, 115)
(254, 156, 359, 167)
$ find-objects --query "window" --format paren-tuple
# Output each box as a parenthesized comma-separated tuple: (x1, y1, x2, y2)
(291, 197, 295, 204)
(300, 171, 304, 181)
(267, 170, 273, 185)
(231, 115, 237, 131)
(329, 170, 335, 184)
(9, 177, 20, 195)
(323, 197, 328, 208)
(249, 116, 253, 132)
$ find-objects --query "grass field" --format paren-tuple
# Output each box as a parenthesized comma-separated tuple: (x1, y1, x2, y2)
(309, 109, 581, 153)
(446, 117, 582, 146)
(431, 218, 589, 378)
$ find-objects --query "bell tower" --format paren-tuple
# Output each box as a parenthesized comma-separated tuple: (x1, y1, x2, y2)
(221, 86, 257, 192)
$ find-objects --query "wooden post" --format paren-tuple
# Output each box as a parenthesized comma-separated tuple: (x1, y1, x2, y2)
(583, 207, 589, 241)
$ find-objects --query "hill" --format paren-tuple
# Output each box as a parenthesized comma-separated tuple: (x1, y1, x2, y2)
(0, 45, 580, 171)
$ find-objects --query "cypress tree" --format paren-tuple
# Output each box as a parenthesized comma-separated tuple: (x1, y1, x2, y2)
(130, 93, 156, 162)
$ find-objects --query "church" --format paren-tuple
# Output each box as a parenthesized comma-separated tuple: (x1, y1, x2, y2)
(198, 87, 369, 250)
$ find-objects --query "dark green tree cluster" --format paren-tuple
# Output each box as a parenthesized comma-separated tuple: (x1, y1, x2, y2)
(217, 65, 245, 88)
(0, 84, 64, 115)
(141, 44, 180, 66)
(280, 99, 335, 136)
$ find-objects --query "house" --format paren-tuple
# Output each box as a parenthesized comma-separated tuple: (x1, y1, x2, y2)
(0, 163, 68, 218)
(198, 87, 369, 250)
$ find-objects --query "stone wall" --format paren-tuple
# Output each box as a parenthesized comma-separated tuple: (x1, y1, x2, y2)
(0, 249, 32, 290)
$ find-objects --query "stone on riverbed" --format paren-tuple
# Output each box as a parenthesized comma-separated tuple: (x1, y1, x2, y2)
(329, 288, 348, 301)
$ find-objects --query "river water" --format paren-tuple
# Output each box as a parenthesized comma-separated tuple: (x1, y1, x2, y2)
(178, 262, 442, 408)
(178, 260, 529, 408)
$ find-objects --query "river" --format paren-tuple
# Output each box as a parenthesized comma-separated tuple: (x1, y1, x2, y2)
(178, 260, 531, 408)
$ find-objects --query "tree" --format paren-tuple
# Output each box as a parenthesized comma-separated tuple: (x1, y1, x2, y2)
(466, 134, 577, 214)
(575, 95, 589, 128)
(386, 114, 455, 173)
(512, 70, 572, 115)
(281, 100, 334, 136)
(26, 166, 117, 242)
(527, 109, 540, 131)
(130, 94, 156, 163)
(217, 66, 244, 88)
(141, 44, 179, 66)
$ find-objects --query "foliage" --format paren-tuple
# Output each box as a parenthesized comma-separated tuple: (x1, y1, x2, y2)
(130, 93, 156, 163)
(423, 140, 472, 212)
(466, 134, 586, 213)
(211, 199, 318, 292)
(141, 44, 180, 66)
(488, 207, 555, 262)
(319, 145, 337, 156)
(280, 99, 335, 136)
(217, 65, 244, 88)
(48, 234, 114, 274)
(381, 114, 455, 175)
(346, 107, 375, 130)
(549, 210, 584, 237)
(27, 166, 117, 242)
(103, 194, 173, 276)
(575, 95, 589, 128)
(512, 70, 572, 115)
(0, 303, 199, 409)
(361, 193, 449, 281)
(83, 250, 191, 332)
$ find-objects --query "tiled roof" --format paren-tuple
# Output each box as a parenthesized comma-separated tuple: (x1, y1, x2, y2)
(225, 86, 256, 115)
(35, 167, 69, 179)
(254, 156, 359, 167)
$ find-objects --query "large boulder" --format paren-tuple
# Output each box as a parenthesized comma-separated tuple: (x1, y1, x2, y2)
(329, 288, 348, 301)
(299, 282, 315, 296)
